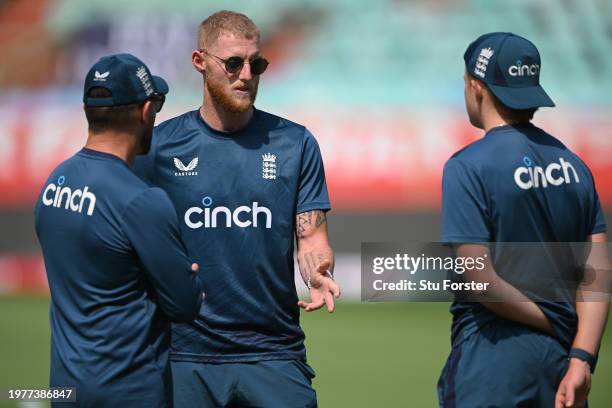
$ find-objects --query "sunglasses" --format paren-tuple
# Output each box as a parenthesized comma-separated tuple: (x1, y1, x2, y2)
(148, 93, 165, 113)
(200, 50, 269, 75)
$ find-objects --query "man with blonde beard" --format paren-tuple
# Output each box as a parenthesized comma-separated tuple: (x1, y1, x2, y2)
(134, 10, 339, 408)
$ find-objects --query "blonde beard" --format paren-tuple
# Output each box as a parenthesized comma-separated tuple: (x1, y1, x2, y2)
(206, 78, 258, 113)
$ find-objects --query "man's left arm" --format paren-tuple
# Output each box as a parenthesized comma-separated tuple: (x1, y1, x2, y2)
(296, 209, 340, 313)
(556, 232, 611, 408)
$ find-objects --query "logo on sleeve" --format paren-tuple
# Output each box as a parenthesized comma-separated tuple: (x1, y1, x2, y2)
(174, 157, 199, 177)
(514, 157, 580, 190)
(262, 153, 277, 180)
(41, 176, 97, 216)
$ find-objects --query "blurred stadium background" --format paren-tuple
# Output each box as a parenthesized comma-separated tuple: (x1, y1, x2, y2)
(0, 0, 611, 406)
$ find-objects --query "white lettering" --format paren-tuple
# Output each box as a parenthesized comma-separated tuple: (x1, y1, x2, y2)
(211, 206, 232, 228)
(185, 207, 203, 229)
(80, 186, 96, 216)
(41, 183, 96, 216)
(508, 63, 540, 77)
(184, 201, 272, 229)
(514, 158, 580, 190)
(514, 167, 532, 190)
(70, 189, 82, 211)
(252, 202, 272, 228)
(545, 163, 563, 186)
(560, 158, 580, 184)
(232, 205, 252, 228)
(42, 184, 56, 206)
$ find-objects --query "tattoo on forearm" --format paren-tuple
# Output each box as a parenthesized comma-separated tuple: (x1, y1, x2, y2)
(296, 210, 326, 238)
(315, 210, 326, 227)
(296, 211, 312, 238)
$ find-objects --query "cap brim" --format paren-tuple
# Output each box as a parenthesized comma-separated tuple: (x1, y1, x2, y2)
(152, 75, 169, 95)
(488, 84, 555, 110)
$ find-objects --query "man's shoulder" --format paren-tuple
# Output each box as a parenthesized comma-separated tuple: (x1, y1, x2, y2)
(154, 110, 198, 139)
(255, 108, 308, 138)
(447, 126, 532, 165)
(447, 136, 491, 166)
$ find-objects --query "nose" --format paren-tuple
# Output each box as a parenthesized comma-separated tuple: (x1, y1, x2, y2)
(238, 60, 253, 81)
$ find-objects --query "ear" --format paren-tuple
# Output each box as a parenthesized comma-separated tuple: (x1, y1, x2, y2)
(470, 78, 485, 101)
(141, 100, 154, 123)
(192, 50, 206, 74)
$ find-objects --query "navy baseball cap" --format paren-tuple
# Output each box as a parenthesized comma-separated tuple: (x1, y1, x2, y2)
(83, 53, 169, 107)
(464, 32, 554, 110)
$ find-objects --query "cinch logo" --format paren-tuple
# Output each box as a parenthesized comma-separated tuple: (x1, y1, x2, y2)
(41, 176, 97, 216)
(184, 196, 272, 229)
(514, 157, 580, 190)
(508, 60, 540, 77)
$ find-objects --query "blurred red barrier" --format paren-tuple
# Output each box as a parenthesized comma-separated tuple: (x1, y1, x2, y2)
(0, 254, 48, 294)
(0, 105, 610, 211)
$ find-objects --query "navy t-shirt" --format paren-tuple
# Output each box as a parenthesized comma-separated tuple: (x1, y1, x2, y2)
(134, 108, 331, 363)
(35, 148, 203, 407)
(442, 123, 606, 349)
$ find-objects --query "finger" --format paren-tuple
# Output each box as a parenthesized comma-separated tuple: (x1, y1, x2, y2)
(329, 280, 341, 298)
(308, 298, 325, 311)
(324, 291, 335, 313)
(298, 299, 324, 312)
(191, 263, 199, 272)
(555, 384, 566, 408)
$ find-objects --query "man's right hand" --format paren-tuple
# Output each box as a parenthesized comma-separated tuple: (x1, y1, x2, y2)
(555, 358, 591, 408)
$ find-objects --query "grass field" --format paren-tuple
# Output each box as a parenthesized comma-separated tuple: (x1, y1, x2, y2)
(0, 296, 611, 407)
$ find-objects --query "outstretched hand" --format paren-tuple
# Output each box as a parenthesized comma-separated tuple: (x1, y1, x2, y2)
(298, 260, 341, 313)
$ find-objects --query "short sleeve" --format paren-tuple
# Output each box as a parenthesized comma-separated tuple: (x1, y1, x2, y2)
(296, 129, 331, 214)
(442, 158, 491, 243)
(592, 190, 607, 234)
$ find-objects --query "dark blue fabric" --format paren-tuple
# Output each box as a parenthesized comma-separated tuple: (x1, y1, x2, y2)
(437, 320, 569, 407)
(171, 360, 317, 408)
(442, 124, 606, 350)
(133, 108, 331, 363)
(35, 148, 203, 408)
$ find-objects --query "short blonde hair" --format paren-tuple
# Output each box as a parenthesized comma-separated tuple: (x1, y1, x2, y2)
(197, 10, 260, 50)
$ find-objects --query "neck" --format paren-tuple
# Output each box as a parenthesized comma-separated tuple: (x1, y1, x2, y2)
(482, 115, 510, 133)
(480, 93, 529, 132)
(84, 131, 139, 166)
(200, 93, 253, 132)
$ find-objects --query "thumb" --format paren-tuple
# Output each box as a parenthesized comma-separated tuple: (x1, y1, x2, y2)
(317, 259, 331, 274)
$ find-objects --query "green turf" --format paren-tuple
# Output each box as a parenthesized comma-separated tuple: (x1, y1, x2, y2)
(0, 296, 611, 407)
